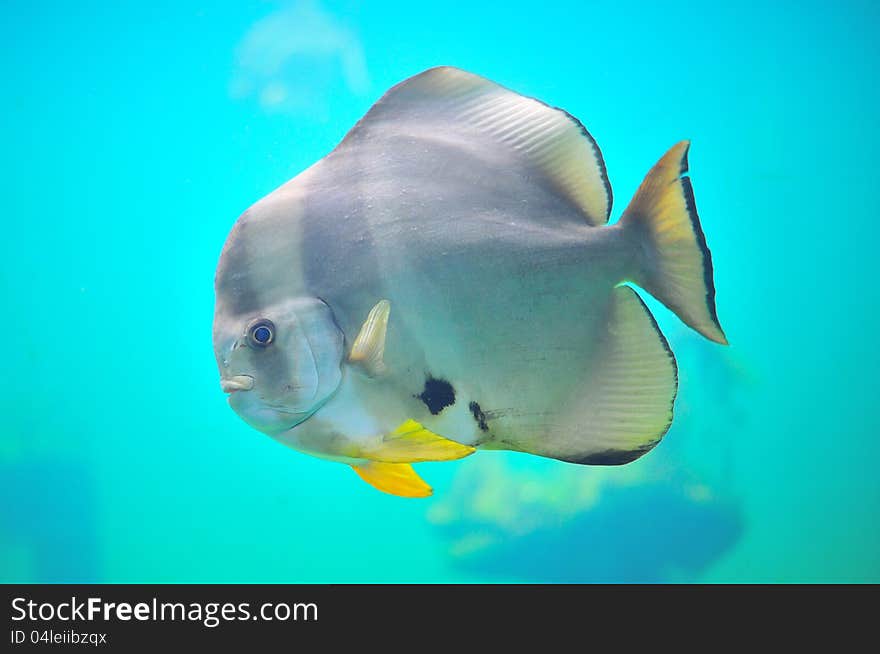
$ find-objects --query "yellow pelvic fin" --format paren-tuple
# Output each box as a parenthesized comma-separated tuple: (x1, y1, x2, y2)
(349, 299, 391, 377)
(363, 419, 476, 464)
(352, 461, 432, 498)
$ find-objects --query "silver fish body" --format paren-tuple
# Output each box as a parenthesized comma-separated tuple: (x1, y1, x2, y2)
(213, 67, 727, 496)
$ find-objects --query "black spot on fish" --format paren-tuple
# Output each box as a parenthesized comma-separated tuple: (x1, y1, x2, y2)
(416, 376, 455, 415)
(469, 401, 489, 432)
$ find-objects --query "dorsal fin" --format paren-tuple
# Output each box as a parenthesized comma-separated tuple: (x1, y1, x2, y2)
(337, 66, 612, 226)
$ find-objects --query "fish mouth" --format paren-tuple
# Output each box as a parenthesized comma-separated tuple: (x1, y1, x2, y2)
(221, 375, 255, 393)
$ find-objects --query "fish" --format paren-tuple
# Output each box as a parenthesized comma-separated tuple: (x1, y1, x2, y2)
(213, 66, 727, 498)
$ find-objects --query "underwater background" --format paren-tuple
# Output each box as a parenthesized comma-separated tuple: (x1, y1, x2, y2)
(2, 0, 878, 583)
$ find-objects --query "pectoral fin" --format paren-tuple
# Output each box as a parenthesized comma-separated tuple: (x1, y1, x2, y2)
(349, 300, 391, 377)
(363, 419, 476, 464)
(352, 461, 433, 498)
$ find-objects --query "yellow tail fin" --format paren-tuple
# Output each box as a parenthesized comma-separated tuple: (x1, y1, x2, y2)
(620, 141, 727, 344)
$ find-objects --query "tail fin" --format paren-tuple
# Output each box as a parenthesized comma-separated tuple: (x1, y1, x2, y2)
(620, 141, 727, 344)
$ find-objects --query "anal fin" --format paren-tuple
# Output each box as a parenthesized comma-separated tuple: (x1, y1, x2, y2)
(352, 462, 432, 498)
(567, 285, 678, 464)
(501, 285, 678, 465)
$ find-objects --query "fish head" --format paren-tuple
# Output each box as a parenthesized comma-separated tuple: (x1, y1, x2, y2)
(213, 296, 345, 435)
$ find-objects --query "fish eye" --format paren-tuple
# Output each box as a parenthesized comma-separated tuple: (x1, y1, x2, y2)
(246, 318, 275, 348)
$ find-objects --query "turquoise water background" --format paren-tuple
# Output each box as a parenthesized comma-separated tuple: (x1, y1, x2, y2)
(2, 0, 878, 583)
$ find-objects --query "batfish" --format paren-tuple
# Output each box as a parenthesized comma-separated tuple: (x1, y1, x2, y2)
(213, 66, 727, 497)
